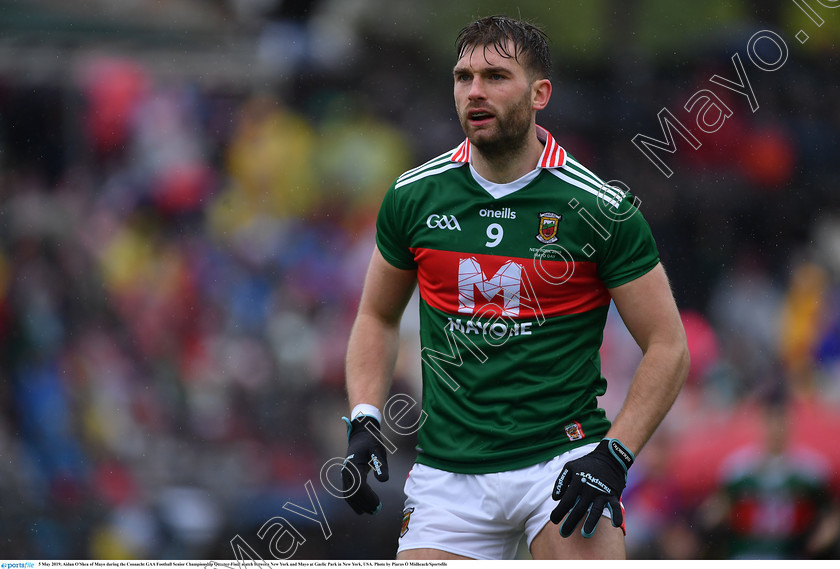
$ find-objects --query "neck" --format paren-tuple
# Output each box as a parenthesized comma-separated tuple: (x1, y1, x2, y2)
(470, 126, 544, 184)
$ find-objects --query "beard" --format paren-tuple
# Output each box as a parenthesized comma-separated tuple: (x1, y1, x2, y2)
(460, 89, 533, 162)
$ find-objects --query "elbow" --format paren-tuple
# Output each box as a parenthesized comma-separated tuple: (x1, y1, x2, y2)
(650, 330, 690, 389)
(640, 333, 691, 391)
(679, 339, 691, 385)
(676, 334, 691, 388)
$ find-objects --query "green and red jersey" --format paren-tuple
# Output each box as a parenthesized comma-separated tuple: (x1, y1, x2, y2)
(718, 445, 833, 558)
(376, 126, 659, 474)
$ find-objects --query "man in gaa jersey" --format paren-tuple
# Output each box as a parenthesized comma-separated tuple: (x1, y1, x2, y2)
(341, 15, 690, 560)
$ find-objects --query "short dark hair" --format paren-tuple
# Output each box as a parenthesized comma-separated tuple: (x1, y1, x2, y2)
(455, 15, 552, 80)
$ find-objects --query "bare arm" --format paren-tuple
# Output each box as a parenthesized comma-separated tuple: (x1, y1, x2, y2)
(346, 246, 417, 413)
(606, 262, 690, 455)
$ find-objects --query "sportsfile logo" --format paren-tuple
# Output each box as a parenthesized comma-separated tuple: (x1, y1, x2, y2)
(426, 213, 461, 231)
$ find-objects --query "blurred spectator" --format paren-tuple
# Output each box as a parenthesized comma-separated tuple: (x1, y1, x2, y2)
(699, 387, 840, 559)
(707, 249, 783, 401)
(779, 262, 831, 397)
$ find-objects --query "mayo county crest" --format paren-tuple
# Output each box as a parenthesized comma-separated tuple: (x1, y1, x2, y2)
(536, 212, 561, 244)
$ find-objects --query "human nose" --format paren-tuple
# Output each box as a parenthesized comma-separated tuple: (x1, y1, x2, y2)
(467, 77, 486, 100)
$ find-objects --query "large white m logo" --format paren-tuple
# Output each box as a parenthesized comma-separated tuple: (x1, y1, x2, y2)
(458, 258, 523, 317)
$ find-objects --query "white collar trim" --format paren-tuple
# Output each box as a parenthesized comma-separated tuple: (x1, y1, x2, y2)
(469, 164, 541, 199)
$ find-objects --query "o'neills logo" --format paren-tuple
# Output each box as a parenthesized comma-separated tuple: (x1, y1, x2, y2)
(480, 207, 516, 219)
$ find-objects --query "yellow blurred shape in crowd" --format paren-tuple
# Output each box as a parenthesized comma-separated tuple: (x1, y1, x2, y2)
(98, 219, 159, 293)
(779, 262, 830, 394)
(213, 95, 318, 236)
(316, 102, 413, 211)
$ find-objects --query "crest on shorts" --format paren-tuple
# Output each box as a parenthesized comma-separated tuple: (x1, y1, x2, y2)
(400, 507, 415, 538)
(564, 421, 584, 441)
(536, 212, 561, 244)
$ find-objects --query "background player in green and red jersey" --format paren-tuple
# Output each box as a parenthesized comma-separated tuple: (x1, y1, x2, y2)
(699, 387, 840, 559)
(341, 15, 690, 560)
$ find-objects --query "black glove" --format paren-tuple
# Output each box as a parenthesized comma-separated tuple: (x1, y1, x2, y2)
(550, 438, 634, 538)
(341, 415, 390, 515)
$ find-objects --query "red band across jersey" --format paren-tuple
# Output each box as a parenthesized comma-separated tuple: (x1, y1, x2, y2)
(410, 247, 610, 320)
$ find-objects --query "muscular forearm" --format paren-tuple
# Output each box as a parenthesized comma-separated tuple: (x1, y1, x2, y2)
(345, 312, 401, 412)
(606, 338, 689, 455)
(345, 247, 416, 415)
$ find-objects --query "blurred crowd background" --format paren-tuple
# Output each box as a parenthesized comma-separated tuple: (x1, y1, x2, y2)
(0, 0, 839, 560)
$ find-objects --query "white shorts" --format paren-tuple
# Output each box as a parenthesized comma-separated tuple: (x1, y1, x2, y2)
(397, 443, 616, 560)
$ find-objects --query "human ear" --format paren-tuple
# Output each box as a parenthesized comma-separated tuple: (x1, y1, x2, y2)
(532, 79, 552, 111)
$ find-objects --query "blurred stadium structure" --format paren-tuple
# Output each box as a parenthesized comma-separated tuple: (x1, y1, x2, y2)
(0, 0, 839, 560)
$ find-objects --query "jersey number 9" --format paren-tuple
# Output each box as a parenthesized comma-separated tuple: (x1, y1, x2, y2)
(485, 223, 504, 248)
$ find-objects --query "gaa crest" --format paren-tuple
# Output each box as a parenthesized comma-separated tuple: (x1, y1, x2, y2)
(536, 212, 561, 244)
